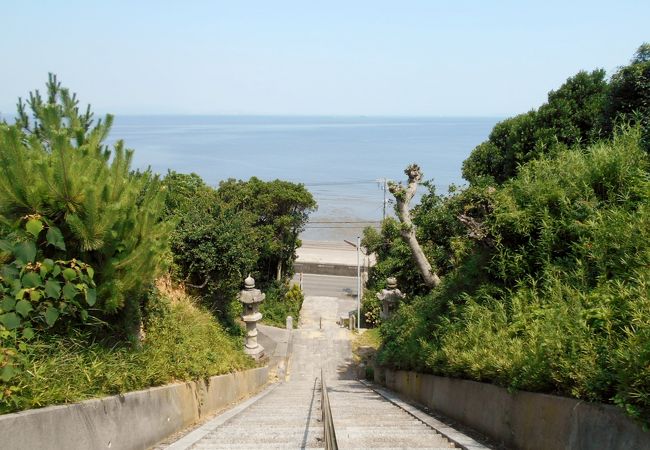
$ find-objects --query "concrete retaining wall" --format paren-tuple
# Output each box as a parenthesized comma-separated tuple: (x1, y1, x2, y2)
(373, 367, 650, 450)
(295, 262, 366, 277)
(0, 366, 268, 450)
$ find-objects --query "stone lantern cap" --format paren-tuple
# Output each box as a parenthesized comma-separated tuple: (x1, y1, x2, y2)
(376, 277, 406, 302)
(238, 275, 266, 305)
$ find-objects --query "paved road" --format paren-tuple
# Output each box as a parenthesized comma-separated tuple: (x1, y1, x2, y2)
(293, 273, 358, 298)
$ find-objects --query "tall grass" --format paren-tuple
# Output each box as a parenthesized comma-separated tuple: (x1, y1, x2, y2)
(1, 286, 254, 414)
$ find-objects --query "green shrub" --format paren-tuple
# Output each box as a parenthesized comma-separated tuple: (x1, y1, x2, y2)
(361, 290, 382, 327)
(0, 288, 253, 414)
(164, 176, 257, 323)
(260, 283, 304, 328)
(376, 128, 650, 423)
(216, 177, 316, 283)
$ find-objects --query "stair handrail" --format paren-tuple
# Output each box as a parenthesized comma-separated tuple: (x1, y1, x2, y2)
(321, 367, 339, 450)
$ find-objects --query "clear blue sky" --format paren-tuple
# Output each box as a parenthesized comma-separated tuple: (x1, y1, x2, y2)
(2, 1, 648, 116)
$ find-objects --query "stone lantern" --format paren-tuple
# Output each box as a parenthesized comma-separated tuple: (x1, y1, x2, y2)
(238, 275, 265, 359)
(376, 277, 405, 320)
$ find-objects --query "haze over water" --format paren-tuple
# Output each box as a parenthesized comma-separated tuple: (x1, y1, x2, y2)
(107, 115, 499, 241)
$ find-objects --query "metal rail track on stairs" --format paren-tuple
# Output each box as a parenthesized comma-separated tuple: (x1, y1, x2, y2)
(321, 368, 339, 450)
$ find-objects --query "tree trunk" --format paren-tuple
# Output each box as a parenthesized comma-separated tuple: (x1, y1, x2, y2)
(276, 258, 283, 282)
(389, 164, 441, 288)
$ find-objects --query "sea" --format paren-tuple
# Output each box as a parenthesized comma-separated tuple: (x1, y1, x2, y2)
(51, 115, 503, 241)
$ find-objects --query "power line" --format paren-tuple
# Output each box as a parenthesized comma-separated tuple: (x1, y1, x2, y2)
(302, 180, 377, 186)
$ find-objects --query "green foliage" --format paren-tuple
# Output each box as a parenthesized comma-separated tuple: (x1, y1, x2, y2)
(163, 172, 316, 328)
(362, 219, 430, 295)
(1, 225, 96, 331)
(0, 217, 98, 393)
(463, 70, 608, 184)
(163, 172, 257, 323)
(14, 73, 113, 154)
(0, 76, 171, 336)
(260, 283, 304, 328)
(374, 129, 650, 423)
(0, 288, 253, 414)
(605, 43, 650, 152)
(217, 177, 316, 283)
(361, 290, 382, 327)
(464, 44, 650, 184)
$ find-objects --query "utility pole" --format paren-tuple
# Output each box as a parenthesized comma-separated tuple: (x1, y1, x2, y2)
(344, 237, 363, 330)
(376, 178, 390, 221)
(356, 235, 361, 329)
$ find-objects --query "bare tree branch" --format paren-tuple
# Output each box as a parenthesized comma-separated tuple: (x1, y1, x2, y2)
(186, 275, 211, 289)
(388, 164, 441, 288)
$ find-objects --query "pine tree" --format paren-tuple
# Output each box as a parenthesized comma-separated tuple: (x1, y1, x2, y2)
(0, 75, 172, 337)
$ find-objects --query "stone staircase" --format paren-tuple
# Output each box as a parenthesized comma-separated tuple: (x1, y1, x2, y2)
(181, 376, 456, 449)
(188, 380, 325, 449)
(163, 294, 478, 449)
(327, 379, 456, 449)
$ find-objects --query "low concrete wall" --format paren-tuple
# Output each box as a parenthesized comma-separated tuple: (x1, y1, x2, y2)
(295, 262, 362, 276)
(0, 366, 268, 450)
(374, 367, 650, 450)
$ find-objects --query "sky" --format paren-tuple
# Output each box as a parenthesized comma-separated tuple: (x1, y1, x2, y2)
(2, 0, 648, 116)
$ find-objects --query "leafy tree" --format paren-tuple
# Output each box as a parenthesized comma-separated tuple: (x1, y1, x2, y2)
(0, 75, 171, 337)
(217, 177, 316, 282)
(161, 171, 207, 217)
(605, 43, 650, 151)
(463, 70, 609, 184)
(162, 172, 257, 324)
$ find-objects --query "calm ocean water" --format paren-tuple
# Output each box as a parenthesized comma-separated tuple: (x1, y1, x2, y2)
(103, 116, 498, 241)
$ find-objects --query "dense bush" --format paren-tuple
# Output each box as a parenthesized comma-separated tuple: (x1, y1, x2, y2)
(163, 172, 257, 325)
(217, 177, 316, 283)
(605, 43, 650, 151)
(162, 172, 315, 327)
(374, 128, 650, 422)
(462, 70, 608, 184)
(260, 283, 304, 328)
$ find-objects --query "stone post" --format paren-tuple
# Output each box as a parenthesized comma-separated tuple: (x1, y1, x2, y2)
(376, 277, 405, 320)
(238, 275, 265, 359)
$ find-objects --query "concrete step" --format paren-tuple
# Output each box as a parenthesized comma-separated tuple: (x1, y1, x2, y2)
(194, 429, 324, 447)
(336, 436, 452, 448)
(192, 445, 324, 450)
(334, 425, 435, 432)
(226, 417, 321, 426)
(332, 413, 422, 421)
(203, 428, 323, 437)
(235, 412, 320, 418)
(246, 406, 320, 412)
(323, 380, 457, 449)
(343, 448, 453, 450)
